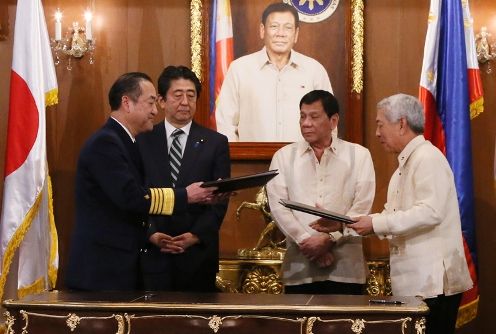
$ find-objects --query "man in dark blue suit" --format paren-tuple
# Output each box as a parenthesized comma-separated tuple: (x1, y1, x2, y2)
(66, 72, 216, 291)
(138, 66, 231, 292)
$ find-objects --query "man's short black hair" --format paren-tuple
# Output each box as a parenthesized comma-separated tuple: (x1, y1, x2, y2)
(108, 72, 152, 111)
(262, 2, 299, 28)
(157, 66, 202, 98)
(299, 90, 339, 118)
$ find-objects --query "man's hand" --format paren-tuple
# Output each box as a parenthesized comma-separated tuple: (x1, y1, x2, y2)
(205, 191, 235, 204)
(299, 234, 334, 261)
(186, 182, 217, 204)
(309, 218, 342, 233)
(169, 232, 199, 251)
(315, 252, 334, 268)
(149, 232, 172, 247)
(149, 232, 184, 254)
(350, 216, 374, 236)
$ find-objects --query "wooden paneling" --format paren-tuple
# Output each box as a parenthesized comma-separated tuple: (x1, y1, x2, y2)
(0, 0, 193, 291)
(0, 2, 495, 333)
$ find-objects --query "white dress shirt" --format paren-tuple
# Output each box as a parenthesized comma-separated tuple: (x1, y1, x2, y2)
(216, 48, 332, 142)
(267, 138, 375, 285)
(163, 119, 192, 156)
(372, 135, 473, 298)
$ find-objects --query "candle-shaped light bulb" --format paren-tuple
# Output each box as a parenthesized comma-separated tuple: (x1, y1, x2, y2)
(55, 10, 62, 41)
(84, 10, 93, 40)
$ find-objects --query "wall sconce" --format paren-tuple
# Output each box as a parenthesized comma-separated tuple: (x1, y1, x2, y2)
(475, 26, 496, 74)
(51, 9, 95, 70)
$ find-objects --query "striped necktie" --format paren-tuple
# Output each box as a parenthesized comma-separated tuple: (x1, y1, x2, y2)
(169, 128, 184, 187)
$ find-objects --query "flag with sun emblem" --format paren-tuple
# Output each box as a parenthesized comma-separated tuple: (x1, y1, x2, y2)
(419, 0, 482, 327)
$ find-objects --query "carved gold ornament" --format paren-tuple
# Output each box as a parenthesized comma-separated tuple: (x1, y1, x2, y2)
(242, 266, 283, 294)
(208, 315, 223, 333)
(351, 0, 364, 93)
(66, 313, 81, 331)
(190, 0, 203, 81)
(4, 311, 15, 334)
(415, 317, 426, 334)
(366, 260, 392, 296)
(351, 319, 366, 333)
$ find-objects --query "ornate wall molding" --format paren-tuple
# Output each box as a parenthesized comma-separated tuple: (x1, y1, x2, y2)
(351, 0, 364, 93)
(190, 0, 203, 81)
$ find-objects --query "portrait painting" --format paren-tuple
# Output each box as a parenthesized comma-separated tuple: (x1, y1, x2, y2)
(191, 0, 364, 159)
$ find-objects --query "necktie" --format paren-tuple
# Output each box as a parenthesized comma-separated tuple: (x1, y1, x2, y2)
(169, 128, 184, 187)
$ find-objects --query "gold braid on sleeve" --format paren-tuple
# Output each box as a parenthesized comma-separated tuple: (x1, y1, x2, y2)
(148, 188, 175, 215)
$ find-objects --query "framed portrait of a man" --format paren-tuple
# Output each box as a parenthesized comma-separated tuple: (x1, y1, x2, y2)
(190, 0, 364, 159)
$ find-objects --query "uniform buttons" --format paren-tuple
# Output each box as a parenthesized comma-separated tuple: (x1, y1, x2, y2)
(142, 221, 146, 228)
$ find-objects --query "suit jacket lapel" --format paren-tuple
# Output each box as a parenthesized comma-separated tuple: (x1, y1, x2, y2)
(151, 124, 173, 187)
(107, 118, 143, 181)
(177, 122, 202, 186)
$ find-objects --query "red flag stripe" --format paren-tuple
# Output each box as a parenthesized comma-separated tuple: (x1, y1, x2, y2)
(467, 69, 484, 119)
(419, 86, 446, 154)
(214, 38, 234, 98)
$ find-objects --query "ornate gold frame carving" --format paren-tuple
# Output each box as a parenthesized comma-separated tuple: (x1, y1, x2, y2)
(351, 0, 364, 93)
(190, 0, 203, 81)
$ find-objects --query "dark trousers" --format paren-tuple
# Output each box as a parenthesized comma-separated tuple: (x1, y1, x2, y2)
(141, 249, 218, 292)
(285, 280, 364, 295)
(424, 293, 462, 334)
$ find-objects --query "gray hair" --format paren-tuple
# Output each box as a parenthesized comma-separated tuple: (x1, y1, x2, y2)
(377, 94, 425, 134)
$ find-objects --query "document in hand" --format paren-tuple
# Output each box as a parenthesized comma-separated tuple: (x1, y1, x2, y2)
(278, 199, 354, 224)
(201, 170, 279, 193)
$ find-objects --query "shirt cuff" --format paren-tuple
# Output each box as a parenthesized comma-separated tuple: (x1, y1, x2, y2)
(295, 231, 313, 244)
(372, 215, 389, 236)
(328, 231, 343, 242)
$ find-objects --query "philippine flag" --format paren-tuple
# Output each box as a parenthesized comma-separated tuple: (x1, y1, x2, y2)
(209, 0, 234, 129)
(419, 0, 482, 327)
